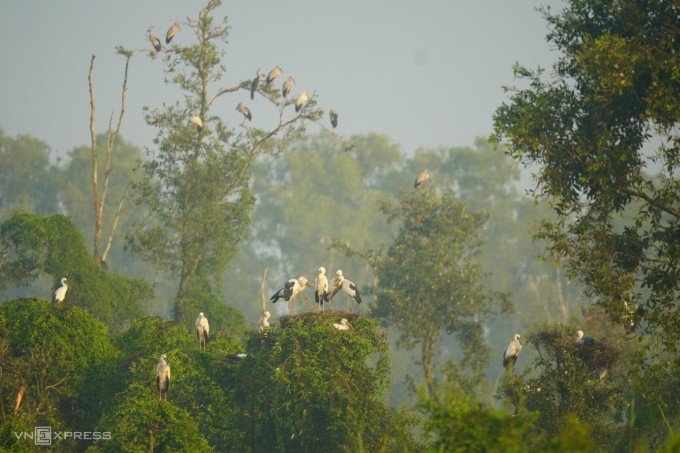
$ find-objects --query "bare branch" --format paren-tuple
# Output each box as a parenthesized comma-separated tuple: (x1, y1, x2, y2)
(206, 84, 245, 109)
(102, 184, 130, 263)
(88, 54, 102, 261)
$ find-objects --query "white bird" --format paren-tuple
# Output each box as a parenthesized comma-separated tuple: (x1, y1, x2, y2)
(236, 102, 252, 123)
(414, 168, 431, 188)
(195, 312, 210, 349)
(266, 65, 283, 86)
(166, 21, 181, 44)
(328, 270, 362, 305)
(333, 318, 354, 331)
(575, 330, 594, 345)
(281, 76, 296, 98)
(295, 91, 309, 113)
(53, 277, 68, 304)
(329, 107, 338, 129)
(270, 277, 314, 314)
(227, 352, 248, 361)
(190, 114, 203, 132)
(258, 311, 271, 331)
(147, 28, 161, 52)
(250, 68, 263, 100)
(156, 354, 171, 402)
(503, 334, 522, 374)
(315, 267, 329, 311)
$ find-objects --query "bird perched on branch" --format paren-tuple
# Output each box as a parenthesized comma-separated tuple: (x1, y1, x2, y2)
(270, 277, 314, 314)
(503, 333, 522, 374)
(147, 27, 162, 52)
(156, 354, 171, 402)
(190, 114, 203, 132)
(315, 267, 329, 311)
(329, 107, 338, 130)
(328, 270, 362, 306)
(250, 68, 263, 99)
(166, 21, 181, 44)
(414, 168, 431, 188)
(282, 76, 296, 99)
(196, 312, 210, 349)
(295, 91, 309, 112)
(53, 277, 68, 304)
(236, 102, 252, 123)
(575, 330, 595, 345)
(266, 65, 283, 86)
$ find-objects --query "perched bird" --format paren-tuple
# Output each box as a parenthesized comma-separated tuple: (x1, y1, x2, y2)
(250, 68, 263, 100)
(195, 312, 210, 349)
(328, 270, 362, 305)
(270, 277, 314, 314)
(315, 267, 329, 310)
(329, 107, 338, 129)
(295, 91, 309, 112)
(333, 318, 354, 331)
(190, 114, 203, 132)
(281, 76, 296, 98)
(503, 334, 522, 374)
(236, 102, 252, 123)
(258, 311, 271, 331)
(148, 28, 162, 52)
(166, 21, 181, 44)
(156, 354, 171, 402)
(414, 168, 431, 188)
(575, 330, 595, 345)
(227, 352, 248, 361)
(53, 277, 68, 304)
(266, 65, 283, 86)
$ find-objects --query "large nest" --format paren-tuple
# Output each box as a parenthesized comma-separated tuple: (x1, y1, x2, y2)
(278, 311, 362, 326)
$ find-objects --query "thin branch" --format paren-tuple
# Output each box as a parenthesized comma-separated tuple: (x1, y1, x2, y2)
(88, 54, 102, 261)
(618, 187, 680, 218)
(206, 84, 245, 109)
(102, 184, 130, 263)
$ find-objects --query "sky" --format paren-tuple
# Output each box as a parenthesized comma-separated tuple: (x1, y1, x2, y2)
(0, 0, 564, 162)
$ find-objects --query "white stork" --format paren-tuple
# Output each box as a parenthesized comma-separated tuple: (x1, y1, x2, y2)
(53, 277, 68, 304)
(575, 330, 594, 345)
(258, 311, 271, 331)
(329, 107, 338, 130)
(414, 168, 431, 188)
(266, 65, 283, 86)
(156, 354, 171, 402)
(236, 102, 252, 123)
(227, 352, 248, 361)
(250, 68, 263, 100)
(295, 91, 309, 113)
(315, 267, 329, 311)
(328, 270, 362, 309)
(190, 114, 203, 132)
(333, 318, 354, 331)
(281, 76, 296, 99)
(195, 312, 210, 349)
(166, 21, 181, 44)
(503, 333, 522, 375)
(147, 27, 161, 52)
(270, 277, 314, 314)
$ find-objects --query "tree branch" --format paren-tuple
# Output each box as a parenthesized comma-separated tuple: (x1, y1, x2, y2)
(618, 187, 680, 218)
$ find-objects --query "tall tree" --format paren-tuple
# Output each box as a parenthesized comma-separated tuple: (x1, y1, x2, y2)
(127, 0, 323, 309)
(336, 188, 511, 398)
(493, 0, 680, 354)
(87, 51, 134, 268)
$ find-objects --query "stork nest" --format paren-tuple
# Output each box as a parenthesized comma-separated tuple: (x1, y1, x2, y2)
(530, 329, 620, 371)
(278, 311, 362, 326)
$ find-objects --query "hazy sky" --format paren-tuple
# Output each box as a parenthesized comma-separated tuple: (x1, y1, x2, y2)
(0, 0, 564, 161)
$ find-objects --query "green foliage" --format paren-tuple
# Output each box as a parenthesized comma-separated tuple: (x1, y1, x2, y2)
(174, 272, 247, 341)
(513, 322, 626, 450)
(348, 186, 511, 396)
(229, 313, 409, 452)
(0, 128, 59, 221)
(0, 212, 150, 331)
(0, 300, 118, 451)
(492, 0, 680, 356)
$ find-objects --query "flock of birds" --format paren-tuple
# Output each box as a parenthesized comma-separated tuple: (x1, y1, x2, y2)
(146, 22, 340, 133)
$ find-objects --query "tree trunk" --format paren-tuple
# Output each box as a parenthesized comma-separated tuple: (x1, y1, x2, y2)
(421, 332, 438, 400)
